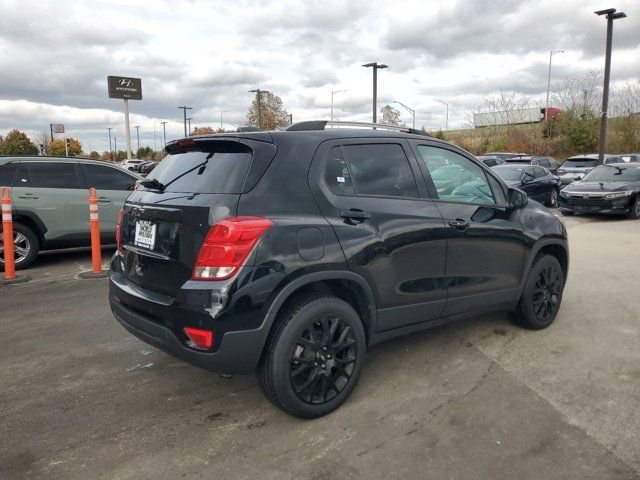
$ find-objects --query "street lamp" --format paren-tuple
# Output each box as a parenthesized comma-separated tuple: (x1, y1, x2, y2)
(331, 90, 346, 122)
(393, 101, 416, 129)
(177, 106, 193, 136)
(436, 100, 449, 131)
(545, 50, 564, 121)
(249, 89, 270, 130)
(107, 127, 113, 161)
(135, 125, 141, 151)
(362, 62, 388, 123)
(160, 121, 167, 148)
(187, 117, 193, 135)
(220, 110, 233, 130)
(595, 7, 627, 165)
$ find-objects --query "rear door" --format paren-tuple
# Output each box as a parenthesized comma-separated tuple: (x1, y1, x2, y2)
(410, 142, 527, 316)
(81, 163, 138, 237)
(120, 138, 275, 297)
(310, 139, 447, 332)
(12, 161, 88, 243)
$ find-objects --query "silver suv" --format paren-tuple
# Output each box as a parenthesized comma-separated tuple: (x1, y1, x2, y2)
(557, 154, 623, 186)
(0, 156, 140, 269)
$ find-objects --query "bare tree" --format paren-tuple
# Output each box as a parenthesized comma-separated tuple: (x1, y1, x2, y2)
(611, 82, 640, 152)
(553, 72, 602, 115)
(380, 105, 402, 126)
(35, 130, 51, 154)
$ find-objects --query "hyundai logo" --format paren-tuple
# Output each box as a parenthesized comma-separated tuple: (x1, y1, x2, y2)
(119, 78, 133, 87)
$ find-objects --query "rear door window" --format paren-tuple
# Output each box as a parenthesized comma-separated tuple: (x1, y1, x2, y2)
(84, 164, 137, 191)
(147, 142, 253, 194)
(16, 162, 83, 189)
(324, 146, 355, 196)
(533, 166, 547, 178)
(0, 162, 18, 187)
(340, 144, 419, 198)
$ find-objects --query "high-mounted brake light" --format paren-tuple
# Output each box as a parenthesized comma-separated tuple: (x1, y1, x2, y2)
(178, 139, 198, 150)
(183, 327, 213, 349)
(116, 208, 124, 253)
(192, 216, 273, 281)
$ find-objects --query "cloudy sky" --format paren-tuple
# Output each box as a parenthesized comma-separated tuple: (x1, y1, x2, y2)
(0, 0, 638, 152)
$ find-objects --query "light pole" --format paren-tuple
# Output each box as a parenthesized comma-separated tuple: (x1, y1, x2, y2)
(436, 100, 449, 131)
(595, 8, 626, 165)
(249, 89, 269, 130)
(220, 110, 233, 130)
(331, 90, 346, 122)
(362, 62, 388, 123)
(114, 137, 117, 160)
(160, 121, 167, 148)
(187, 117, 193, 135)
(135, 125, 140, 151)
(177, 106, 193, 136)
(545, 50, 564, 120)
(393, 101, 416, 129)
(107, 127, 113, 161)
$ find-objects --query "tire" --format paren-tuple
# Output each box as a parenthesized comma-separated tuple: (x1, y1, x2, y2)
(512, 254, 564, 330)
(545, 188, 559, 208)
(257, 294, 366, 418)
(0, 223, 39, 270)
(626, 196, 640, 220)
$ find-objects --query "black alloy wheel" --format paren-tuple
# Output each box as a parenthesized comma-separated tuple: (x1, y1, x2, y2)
(531, 264, 562, 324)
(547, 188, 559, 208)
(289, 315, 357, 404)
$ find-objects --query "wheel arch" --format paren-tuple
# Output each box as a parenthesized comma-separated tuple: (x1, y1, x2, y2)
(260, 271, 377, 349)
(515, 238, 569, 305)
(9, 212, 46, 247)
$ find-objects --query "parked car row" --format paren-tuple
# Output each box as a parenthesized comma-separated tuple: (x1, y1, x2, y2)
(479, 151, 640, 218)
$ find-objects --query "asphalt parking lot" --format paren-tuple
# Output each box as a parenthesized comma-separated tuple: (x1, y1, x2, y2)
(1, 215, 639, 480)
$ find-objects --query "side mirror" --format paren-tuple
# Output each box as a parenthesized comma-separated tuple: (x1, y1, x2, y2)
(508, 187, 528, 209)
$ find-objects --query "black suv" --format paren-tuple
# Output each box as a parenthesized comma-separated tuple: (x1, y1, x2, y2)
(109, 122, 568, 418)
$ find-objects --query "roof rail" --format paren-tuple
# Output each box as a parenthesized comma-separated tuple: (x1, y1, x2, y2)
(236, 126, 261, 132)
(285, 120, 431, 137)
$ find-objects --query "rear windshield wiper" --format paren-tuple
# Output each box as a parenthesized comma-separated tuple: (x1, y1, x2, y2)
(140, 178, 166, 191)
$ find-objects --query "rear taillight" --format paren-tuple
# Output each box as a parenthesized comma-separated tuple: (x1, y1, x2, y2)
(556, 168, 565, 174)
(116, 208, 124, 253)
(183, 327, 213, 349)
(192, 216, 273, 281)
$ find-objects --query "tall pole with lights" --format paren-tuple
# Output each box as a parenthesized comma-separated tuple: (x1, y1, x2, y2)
(107, 127, 113, 161)
(595, 8, 626, 165)
(362, 62, 388, 123)
(436, 100, 449, 131)
(393, 101, 416, 129)
(177, 106, 193, 137)
(545, 50, 564, 120)
(331, 90, 346, 122)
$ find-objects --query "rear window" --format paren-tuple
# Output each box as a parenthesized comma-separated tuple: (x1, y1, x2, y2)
(564, 159, 598, 168)
(147, 143, 253, 194)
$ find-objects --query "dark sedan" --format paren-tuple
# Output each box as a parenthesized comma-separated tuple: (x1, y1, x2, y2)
(558, 163, 640, 219)
(493, 164, 561, 207)
(504, 155, 562, 174)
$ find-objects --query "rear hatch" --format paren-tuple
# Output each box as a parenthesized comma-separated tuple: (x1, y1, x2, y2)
(119, 137, 276, 297)
(560, 158, 598, 174)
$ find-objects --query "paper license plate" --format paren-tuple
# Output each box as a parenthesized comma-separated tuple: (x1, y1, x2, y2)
(134, 220, 156, 249)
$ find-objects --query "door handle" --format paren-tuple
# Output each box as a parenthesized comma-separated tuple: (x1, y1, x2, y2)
(97, 197, 112, 204)
(449, 219, 469, 230)
(17, 194, 39, 199)
(340, 209, 370, 224)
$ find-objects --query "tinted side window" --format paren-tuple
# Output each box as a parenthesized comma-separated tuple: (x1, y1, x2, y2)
(0, 162, 18, 187)
(84, 164, 136, 191)
(533, 166, 547, 178)
(418, 146, 495, 205)
(18, 162, 82, 189)
(341, 144, 418, 198)
(324, 146, 355, 196)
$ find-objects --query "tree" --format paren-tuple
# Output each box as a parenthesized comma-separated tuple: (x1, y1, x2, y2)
(88, 151, 100, 160)
(49, 138, 83, 157)
(136, 146, 154, 159)
(246, 91, 290, 131)
(0, 129, 39, 155)
(380, 105, 402, 126)
(115, 150, 127, 162)
(100, 151, 112, 161)
(36, 130, 52, 155)
(192, 126, 217, 136)
(612, 82, 640, 152)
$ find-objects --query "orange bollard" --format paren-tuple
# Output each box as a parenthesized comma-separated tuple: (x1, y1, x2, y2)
(89, 187, 102, 273)
(2, 187, 15, 280)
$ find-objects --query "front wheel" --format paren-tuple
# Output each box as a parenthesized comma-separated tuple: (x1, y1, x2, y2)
(626, 196, 640, 219)
(546, 188, 559, 208)
(257, 294, 366, 418)
(512, 254, 565, 330)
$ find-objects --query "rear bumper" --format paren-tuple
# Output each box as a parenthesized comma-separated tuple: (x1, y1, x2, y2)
(110, 296, 266, 374)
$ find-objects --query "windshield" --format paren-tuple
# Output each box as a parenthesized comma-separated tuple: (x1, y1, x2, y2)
(146, 143, 252, 193)
(581, 165, 640, 182)
(494, 167, 525, 181)
(430, 165, 463, 181)
(563, 159, 597, 168)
